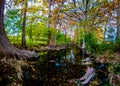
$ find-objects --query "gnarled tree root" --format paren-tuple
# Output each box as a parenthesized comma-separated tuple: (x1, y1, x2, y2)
(0, 46, 38, 60)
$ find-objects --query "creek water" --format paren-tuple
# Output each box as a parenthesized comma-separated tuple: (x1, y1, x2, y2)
(0, 47, 112, 86)
(23, 47, 86, 86)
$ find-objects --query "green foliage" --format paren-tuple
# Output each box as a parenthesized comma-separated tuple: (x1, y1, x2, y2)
(84, 32, 98, 53)
(55, 31, 71, 44)
(4, 9, 22, 45)
(98, 42, 115, 54)
(26, 22, 48, 46)
(115, 37, 120, 51)
(98, 42, 108, 53)
(84, 32, 115, 54)
(56, 32, 65, 44)
(4, 9, 22, 36)
(4, 0, 119, 50)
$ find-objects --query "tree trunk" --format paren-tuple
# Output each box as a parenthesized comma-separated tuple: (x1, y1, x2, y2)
(116, 2, 120, 38)
(0, 0, 12, 54)
(103, 22, 107, 41)
(0, 0, 38, 59)
(22, 0, 27, 48)
(47, 0, 51, 45)
(49, 0, 65, 46)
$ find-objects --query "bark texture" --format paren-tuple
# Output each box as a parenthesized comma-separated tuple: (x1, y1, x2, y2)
(0, 0, 38, 59)
(117, 2, 120, 38)
(22, 0, 27, 48)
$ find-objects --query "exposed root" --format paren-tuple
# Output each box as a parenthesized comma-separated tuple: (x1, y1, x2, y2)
(0, 46, 38, 60)
(0, 58, 29, 85)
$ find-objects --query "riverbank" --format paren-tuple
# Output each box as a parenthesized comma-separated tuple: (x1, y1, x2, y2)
(0, 46, 120, 86)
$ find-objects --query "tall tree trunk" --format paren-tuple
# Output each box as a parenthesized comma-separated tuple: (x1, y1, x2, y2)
(47, 0, 51, 45)
(49, 0, 65, 46)
(116, 2, 120, 38)
(103, 22, 107, 41)
(22, 0, 27, 48)
(0, 0, 38, 59)
(0, 0, 12, 54)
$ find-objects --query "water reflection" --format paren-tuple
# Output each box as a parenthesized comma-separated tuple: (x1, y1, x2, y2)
(47, 48, 80, 68)
(23, 48, 84, 86)
(68, 49, 75, 64)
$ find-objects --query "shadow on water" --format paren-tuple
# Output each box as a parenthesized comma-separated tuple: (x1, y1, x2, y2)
(22, 47, 87, 86)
